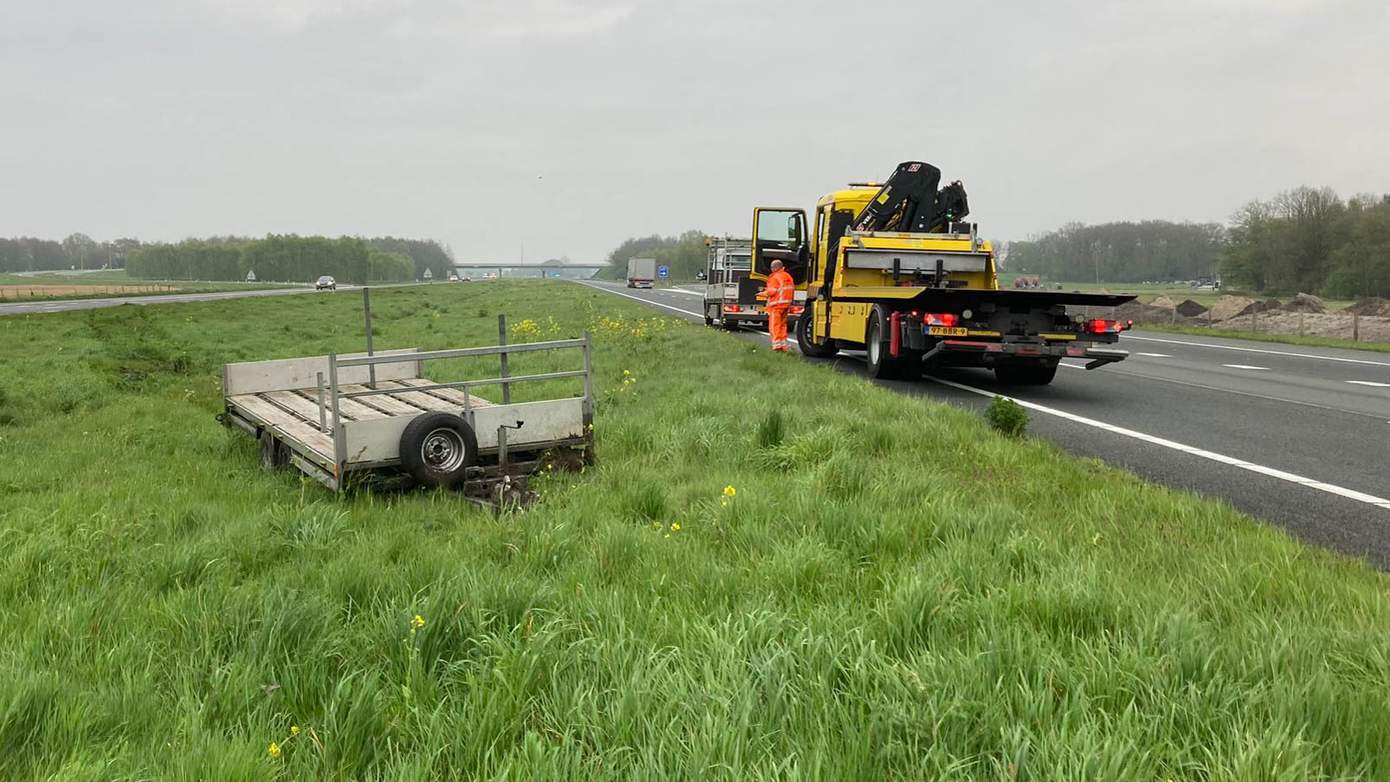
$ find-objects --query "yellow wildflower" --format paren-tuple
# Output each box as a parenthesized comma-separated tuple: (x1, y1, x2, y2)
(722, 485, 736, 498)
(671, 522, 681, 532)
(412, 614, 426, 630)
(269, 741, 281, 758)
(290, 725, 300, 737)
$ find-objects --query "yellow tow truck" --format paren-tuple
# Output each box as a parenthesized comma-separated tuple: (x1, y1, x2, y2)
(745, 161, 1136, 384)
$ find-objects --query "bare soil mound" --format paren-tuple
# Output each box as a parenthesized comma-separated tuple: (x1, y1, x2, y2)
(1176, 299, 1208, 317)
(1345, 297, 1390, 317)
(1208, 295, 1256, 321)
(1283, 292, 1326, 314)
(1150, 295, 1177, 310)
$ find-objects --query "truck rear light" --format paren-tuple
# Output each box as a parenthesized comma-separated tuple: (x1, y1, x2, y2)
(724, 304, 741, 313)
(923, 313, 959, 327)
(1085, 319, 1132, 334)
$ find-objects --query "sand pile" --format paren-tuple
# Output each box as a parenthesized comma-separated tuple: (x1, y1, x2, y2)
(1283, 292, 1326, 313)
(1345, 297, 1390, 317)
(1208, 295, 1256, 321)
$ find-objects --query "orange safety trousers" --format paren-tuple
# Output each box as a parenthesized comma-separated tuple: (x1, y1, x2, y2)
(768, 306, 790, 351)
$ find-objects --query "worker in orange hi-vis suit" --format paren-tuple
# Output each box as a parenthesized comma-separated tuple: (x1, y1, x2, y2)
(758, 259, 796, 352)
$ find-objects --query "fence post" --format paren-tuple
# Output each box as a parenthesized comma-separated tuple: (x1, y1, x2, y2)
(498, 315, 511, 404)
(1298, 312, 1305, 338)
(1250, 309, 1256, 333)
(1353, 312, 1360, 342)
(1171, 307, 1177, 325)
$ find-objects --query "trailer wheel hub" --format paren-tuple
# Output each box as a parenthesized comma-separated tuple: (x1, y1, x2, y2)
(422, 428, 467, 471)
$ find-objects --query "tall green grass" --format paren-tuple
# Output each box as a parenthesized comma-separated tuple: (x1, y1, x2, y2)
(1, 281, 1387, 779)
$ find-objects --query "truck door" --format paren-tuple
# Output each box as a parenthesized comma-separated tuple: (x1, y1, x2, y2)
(750, 207, 809, 284)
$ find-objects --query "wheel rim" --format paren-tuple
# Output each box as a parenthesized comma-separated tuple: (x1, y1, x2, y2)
(868, 322, 881, 365)
(420, 428, 466, 472)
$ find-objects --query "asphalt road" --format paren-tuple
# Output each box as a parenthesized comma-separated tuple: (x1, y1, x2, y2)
(0, 284, 373, 316)
(583, 281, 1390, 568)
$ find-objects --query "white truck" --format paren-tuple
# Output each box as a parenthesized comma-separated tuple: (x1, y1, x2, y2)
(702, 237, 804, 331)
(626, 257, 657, 289)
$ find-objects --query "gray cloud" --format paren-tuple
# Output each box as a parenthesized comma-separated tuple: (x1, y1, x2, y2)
(2, 0, 1386, 261)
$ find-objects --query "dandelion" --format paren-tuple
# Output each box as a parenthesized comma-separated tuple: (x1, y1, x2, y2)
(722, 485, 737, 498)
(671, 522, 681, 532)
(411, 614, 426, 630)
(269, 741, 281, 759)
(290, 725, 300, 737)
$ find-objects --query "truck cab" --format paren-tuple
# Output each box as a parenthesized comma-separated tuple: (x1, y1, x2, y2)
(747, 162, 1135, 384)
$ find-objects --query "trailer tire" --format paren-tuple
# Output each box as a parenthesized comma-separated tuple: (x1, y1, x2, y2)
(865, 307, 899, 379)
(994, 363, 1058, 386)
(795, 301, 838, 358)
(399, 413, 478, 489)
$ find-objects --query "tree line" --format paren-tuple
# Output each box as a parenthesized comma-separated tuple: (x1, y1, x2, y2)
(1, 233, 455, 284)
(600, 231, 709, 281)
(1003, 186, 1390, 298)
(0, 234, 141, 273)
(131, 235, 455, 284)
(1006, 221, 1225, 285)
(1222, 189, 1390, 298)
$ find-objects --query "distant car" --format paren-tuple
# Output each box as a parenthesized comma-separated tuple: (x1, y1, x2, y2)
(315, 275, 336, 291)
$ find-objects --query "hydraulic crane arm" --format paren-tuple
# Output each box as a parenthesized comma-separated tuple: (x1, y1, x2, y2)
(852, 161, 971, 234)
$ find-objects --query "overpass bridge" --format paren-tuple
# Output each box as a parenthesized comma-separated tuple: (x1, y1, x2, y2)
(450, 262, 609, 280)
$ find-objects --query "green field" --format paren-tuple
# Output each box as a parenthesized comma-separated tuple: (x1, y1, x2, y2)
(2, 281, 1388, 779)
(0, 270, 296, 301)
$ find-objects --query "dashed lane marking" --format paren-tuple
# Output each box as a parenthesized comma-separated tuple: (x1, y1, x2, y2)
(1347, 381, 1390, 388)
(1223, 364, 1271, 371)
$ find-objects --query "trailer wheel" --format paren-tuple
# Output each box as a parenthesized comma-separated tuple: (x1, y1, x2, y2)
(795, 301, 838, 358)
(399, 413, 478, 489)
(994, 363, 1058, 386)
(865, 308, 899, 379)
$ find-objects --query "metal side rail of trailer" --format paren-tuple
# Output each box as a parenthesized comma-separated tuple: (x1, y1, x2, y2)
(220, 332, 595, 498)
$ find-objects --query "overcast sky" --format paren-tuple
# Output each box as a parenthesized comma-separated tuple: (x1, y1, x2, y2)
(2, 0, 1386, 261)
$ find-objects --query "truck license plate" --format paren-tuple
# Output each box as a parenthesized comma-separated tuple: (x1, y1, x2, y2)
(927, 327, 969, 336)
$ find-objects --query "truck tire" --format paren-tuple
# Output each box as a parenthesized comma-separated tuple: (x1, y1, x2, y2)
(865, 308, 900, 379)
(704, 306, 715, 327)
(399, 413, 478, 489)
(994, 363, 1058, 386)
(795, 301, 838, 358)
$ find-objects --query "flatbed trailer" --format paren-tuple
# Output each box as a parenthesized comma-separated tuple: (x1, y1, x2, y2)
(221, 328, 594, 497)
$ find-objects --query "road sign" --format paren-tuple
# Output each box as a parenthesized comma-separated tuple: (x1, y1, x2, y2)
(657, 265, 669, 278)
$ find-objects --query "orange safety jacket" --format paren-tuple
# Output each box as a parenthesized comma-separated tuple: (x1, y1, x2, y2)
(759, 269, 795, 310)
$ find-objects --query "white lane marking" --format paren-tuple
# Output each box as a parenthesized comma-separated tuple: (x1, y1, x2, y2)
(925, 375, 1390, 512)
(1137, 352, 1172, 358)
(1223, 364, 1271, 371)
(577, 282, 703, 317)
(663, 288, 703, 296)
(1347, 381, 1390, 388)
(1126, 334, 1390, 368)
(1056, 363, 1386, 420)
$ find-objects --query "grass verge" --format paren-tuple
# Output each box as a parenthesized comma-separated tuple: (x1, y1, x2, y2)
(1, 280, 1388, 779)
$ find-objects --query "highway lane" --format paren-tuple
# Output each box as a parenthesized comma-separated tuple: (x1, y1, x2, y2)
(0, 283, 436, 317)
(582, 280, 1390, 567)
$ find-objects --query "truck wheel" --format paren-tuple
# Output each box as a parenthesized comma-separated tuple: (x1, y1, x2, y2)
(994, 363, 1058, 386)
(865, 308, 900, 379)
(704, 308, 714, 327)
(721, 318, 739, 331)
(796, 302, 838, 358)
(399, 413, 478, 489)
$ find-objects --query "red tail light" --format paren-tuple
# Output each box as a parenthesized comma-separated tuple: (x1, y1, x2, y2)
(724, 304, 741, 313)
(1085, 319, 1132, 334)
(924, 313, 959, 327)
